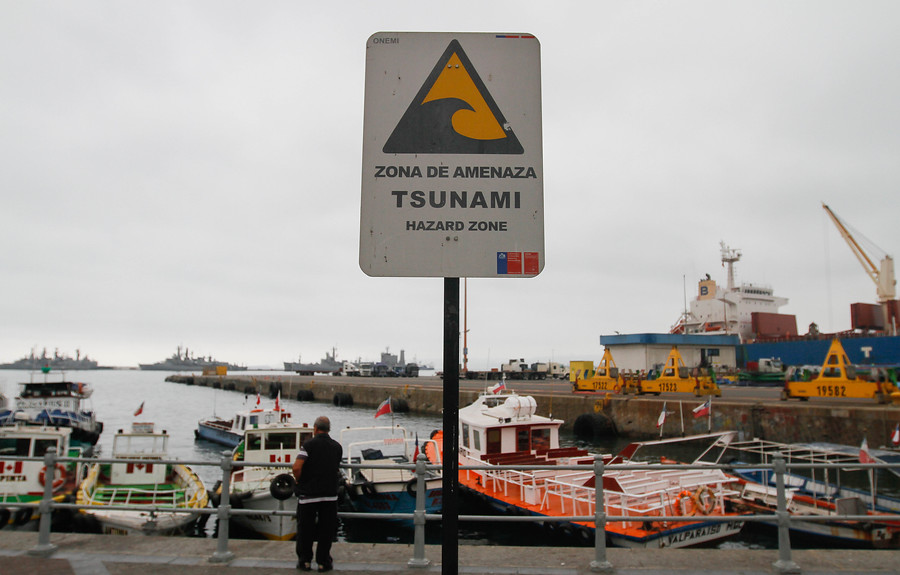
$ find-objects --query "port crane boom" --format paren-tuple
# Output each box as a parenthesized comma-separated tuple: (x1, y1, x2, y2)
(822, 203, 897, 334)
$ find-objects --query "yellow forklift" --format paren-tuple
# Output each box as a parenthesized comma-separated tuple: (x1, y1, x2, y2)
(626, 346, 721, 397)
(572, 348, 623, 393)
(781, 338, 899, 403)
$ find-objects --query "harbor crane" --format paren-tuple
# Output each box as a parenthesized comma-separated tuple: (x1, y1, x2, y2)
(822, 203, 897, 335)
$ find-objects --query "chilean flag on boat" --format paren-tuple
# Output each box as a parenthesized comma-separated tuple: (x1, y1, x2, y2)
(134, 402, 144, 417)
(692, 399, 711, 419)
(892, 424, 900, 447)
(375, 397, 392, 419)
(275, 390, 281, 412)
(859, 437, 875, 464)
(656, 402, 667, 428)
(490, 380, 506, 394)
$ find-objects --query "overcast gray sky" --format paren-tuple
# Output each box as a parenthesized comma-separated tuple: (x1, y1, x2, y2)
(2, 1, 898, 370)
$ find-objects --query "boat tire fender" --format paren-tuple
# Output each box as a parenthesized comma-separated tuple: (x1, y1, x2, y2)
(13, 507, 31, 526)
(333, 393, 354, 407)
(270, 473, 296, 501)
(0, 508, 9, 529)
(691, 486, 716, 515)
(405, 478, 418, 498)
(361, 481, 378, 498)
(231, 490, 253, 509)
(39, 464, 66, 491)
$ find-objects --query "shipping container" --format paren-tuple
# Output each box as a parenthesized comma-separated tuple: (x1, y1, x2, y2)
(751, 312, 797, 338)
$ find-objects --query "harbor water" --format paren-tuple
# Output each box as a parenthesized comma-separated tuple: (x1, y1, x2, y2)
(2, 368, 884, 549)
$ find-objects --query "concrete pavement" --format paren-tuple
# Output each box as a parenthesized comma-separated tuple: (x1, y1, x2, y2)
(0, 532, 898, 574)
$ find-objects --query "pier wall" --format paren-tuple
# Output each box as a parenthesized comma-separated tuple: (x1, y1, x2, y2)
(167, 375, 900, 447)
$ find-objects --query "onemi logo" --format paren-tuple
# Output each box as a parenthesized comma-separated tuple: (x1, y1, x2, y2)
(383, 39, 523, 155)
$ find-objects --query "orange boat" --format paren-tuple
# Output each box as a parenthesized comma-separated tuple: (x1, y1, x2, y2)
(457, 389, 745, 548)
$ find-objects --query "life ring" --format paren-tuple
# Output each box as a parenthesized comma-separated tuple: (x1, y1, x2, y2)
(672, 490, 693, 516)
(38, 464, 66, 491)
(0, 508, 9, 529)
(13, 507, 32, 526)
(269, 473, 296, 501)
(691, 486, 716, 515)
(405, 478, 418, 498)
(361, 481, 378, 498)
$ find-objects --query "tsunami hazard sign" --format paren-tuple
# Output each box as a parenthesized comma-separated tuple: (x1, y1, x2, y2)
(360, 32, 543, 278)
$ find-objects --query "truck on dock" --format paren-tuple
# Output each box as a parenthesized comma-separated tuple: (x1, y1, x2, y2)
(463, 360, 566, 381)
(500, 359, 567, 380)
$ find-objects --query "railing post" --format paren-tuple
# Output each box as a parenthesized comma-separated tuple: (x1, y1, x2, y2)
(408, 453, 430, 568)
(209, 450, 235, 563)
(590, 455, 612, 573)
(772, 454, 800, 574)
(28, 448, 58, 557)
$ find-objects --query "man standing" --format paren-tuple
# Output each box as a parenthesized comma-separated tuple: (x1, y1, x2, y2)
(293, 415, 343, 572)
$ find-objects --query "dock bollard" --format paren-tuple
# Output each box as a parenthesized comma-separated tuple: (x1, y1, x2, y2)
(210, 451, 236, 563)
(772, 453, 800, 574)
(590, 455, 612, 574)
(28, 447, 58, 557)
(408, 454, 430, 568)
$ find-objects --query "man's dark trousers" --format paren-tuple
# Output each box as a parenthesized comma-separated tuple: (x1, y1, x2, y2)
(296, 499, 338, 568)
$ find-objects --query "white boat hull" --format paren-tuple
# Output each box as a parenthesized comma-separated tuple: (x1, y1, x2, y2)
(81, 508, 202, 536)
(231, 490, 297, 541)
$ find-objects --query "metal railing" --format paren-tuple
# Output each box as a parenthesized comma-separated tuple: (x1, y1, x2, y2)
(8, 448, 900, 574)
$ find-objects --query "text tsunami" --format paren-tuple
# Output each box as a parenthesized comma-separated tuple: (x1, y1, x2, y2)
(392, 190, 520, 209)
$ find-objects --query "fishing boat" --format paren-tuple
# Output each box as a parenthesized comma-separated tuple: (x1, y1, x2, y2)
(0, 424, 91, 530)
(76, 422, 209, 535)
(458, 389, 745, 548)
(712, 438, 900, 548)
(195, 402, 292, 449)
(0, 376, 103, 446)
(217, 421, 315, 540)
(339, 425, 442, 520)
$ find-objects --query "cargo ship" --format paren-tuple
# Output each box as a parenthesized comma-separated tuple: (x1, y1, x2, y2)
(670, 242, 900, 368)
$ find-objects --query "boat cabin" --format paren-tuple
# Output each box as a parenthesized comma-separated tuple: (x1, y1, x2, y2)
(110, 423, 169, 485)
(0, 425, 73, 497)
(240, 424, 314, 465)
(459, 392, 562, 461)
(234, 407, 291, 433)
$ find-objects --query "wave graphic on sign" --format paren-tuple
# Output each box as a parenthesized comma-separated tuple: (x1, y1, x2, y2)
(383, 40, 524, 155)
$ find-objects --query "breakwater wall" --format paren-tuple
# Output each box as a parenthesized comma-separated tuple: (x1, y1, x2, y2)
(167, 375, 900, 447)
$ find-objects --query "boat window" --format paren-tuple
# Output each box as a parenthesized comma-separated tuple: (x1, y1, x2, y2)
(0, 437, 30, 456)
(249, 415, 259, 427)
(532, 428, 550, 452)
(517, 428, 529, 451)
(246, 433, 262, 451)
(486, 429, 501, 454)
(462, 423, 470, 449)
(34, 439, 58, 456)
(473, 430, 481, 451)
(265, 432, 297, 450)
(235, 416, 243, 430)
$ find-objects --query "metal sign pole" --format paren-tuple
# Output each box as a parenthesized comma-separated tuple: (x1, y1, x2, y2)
(442, 277, 460, 574)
